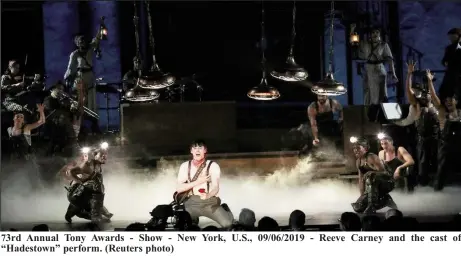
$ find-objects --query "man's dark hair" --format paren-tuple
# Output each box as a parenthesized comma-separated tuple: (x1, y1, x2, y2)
(447, 28, 461, 36)
(258, 216, 280, 231)
(361, 215, 381, 231)
(190, 139, 207, 148)
(289, 210, 306, 230)
(339, 212, 361, 231)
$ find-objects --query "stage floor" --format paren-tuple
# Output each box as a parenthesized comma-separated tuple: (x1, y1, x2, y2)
(2, 212, 456, 231)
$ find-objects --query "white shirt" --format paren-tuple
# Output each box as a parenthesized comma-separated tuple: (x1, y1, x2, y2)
(177, 160, 221, 196)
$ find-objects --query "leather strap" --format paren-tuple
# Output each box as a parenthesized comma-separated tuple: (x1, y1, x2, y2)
(206, 161, 214, 193)
(187, 160, 207, 183)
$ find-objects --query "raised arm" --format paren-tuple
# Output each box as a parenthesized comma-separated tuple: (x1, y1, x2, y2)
(406, 61, 417, 105)
(206, 162, 221, 198)
(426, 69, 441, 109)
(24, 104, 45, 131)
(307, 105, 319, 141)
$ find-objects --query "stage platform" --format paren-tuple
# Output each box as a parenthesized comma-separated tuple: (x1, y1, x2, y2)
(2, 213, 458, 231)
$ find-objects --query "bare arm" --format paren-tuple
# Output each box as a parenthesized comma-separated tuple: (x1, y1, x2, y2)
(368, 154, 386, 172)
(24, 104, 45, 131)
(394, 105, 417, 126)
(307, 105, 319, 140)
(397, 147, 415, 170)
(207, 163, 221, 198)
(426, 70, 441, 109)
(406, 72, 417, 105)
(1, 75, 22, 90)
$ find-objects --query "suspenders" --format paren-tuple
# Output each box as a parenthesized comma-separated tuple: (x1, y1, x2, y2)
(187, 160, 214, 193)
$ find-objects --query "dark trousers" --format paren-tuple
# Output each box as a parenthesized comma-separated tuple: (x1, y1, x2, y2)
(435, 134, 460, 190)
(416, 137, 438, 186)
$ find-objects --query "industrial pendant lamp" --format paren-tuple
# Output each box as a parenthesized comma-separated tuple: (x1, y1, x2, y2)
(270, 1, 308, 82)
(311, 1, 347, 96)
(139, 0, 176, 90)
(247, 2, 281, 101)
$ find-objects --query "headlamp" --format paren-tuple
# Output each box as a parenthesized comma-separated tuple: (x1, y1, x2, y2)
(377, 133, 386, 140)
(81, 147, 90, 154)
(100, 142, 109, 150)
(349, 136, 358, 143)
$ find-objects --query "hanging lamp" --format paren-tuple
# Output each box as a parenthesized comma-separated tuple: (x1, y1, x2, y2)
(247, 2, 281, 101)
(311, 1, 347, 96)
(270, 1, 308, 82)
(138, 0, 176, 90)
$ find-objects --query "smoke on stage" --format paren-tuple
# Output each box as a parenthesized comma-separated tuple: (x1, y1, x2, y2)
(2, 151, 461, 224)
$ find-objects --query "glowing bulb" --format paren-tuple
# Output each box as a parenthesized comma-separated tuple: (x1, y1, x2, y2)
(337, 85, 345, 91)
(81, 147, 90, 154)
(349, 136, 358, 143)
(377, 133, 386, 140)
(100, 142, 109, 150)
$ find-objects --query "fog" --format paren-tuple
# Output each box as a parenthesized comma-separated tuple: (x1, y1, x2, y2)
(2, 155, 461, 225)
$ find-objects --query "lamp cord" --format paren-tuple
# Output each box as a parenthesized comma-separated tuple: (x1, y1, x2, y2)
(260, 1, 267, 80)
(289, 1, 296, 56)
(145, 0, 158, 70)
(327, 1, 335, 74)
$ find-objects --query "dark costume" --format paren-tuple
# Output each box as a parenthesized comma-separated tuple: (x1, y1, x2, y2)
(43, 93, 79, 158)
(352, 152, 396, 213)
(6, 124, 42, 188)
(440, 42, 461, 101)
(65, 160, 112, 223)
(434, 110, 461, 191)
(311, 99, 340, 138)
(1, 74, 34, 114)
(382, 148, 413, 191)
(414, 100, 440, 186)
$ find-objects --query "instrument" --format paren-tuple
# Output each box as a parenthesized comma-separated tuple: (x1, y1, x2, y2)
(123, 1, 160, 103)
(55, 90, 99, 120)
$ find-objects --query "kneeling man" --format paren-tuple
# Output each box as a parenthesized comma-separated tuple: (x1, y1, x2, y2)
(175, 140, 233, 228)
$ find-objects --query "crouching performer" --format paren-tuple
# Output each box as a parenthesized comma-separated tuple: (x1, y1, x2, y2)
(173, 140, 234, 228)
(350, 137, 397, 214)
(61, 142, 113, 223)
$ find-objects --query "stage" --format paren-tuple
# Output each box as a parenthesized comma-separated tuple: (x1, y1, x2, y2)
(2, 212, 457, 231)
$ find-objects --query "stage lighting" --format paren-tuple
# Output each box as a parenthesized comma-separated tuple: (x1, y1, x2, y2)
(377, 133, 386, 140)
(99, 17, 108, 41)
(100, 142, 109, 150)
(312, 1, 347, 97)
(350, 32, 359, 46)
(349, 136, 358, 143)
(270, 2, 308, 82)
(247, 77, 281, 101)
(81, 147, 90, 154)
(247, 2, 281, 101)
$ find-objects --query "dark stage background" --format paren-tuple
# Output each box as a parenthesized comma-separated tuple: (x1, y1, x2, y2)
(2, 1, 461, 132)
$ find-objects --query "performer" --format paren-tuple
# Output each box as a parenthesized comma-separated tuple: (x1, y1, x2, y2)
(43, 82, 79, 158)
(378, 135, 415, 190)
(351, 25, 398, 105)
(61, 145, 113, 223)
(307, 95, 343, 146)
(434, 93, 461, 191)
(1, 60, 29, 114)
(175, 140, 234, 228)
(395, 61, 441, 186)
(6, 105, 45, 187)
(351, 138, 397, 214)
(122, 56, 143, 92)
(440, 28, 461, 102)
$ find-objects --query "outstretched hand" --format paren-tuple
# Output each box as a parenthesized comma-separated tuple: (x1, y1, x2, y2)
(425, 69, 434, 81)
(406, 60, 417, 73)
(36, 103, 45, 112)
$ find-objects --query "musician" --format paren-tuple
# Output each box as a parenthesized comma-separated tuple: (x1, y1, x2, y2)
(395, 61, 441, 187)
(5, 105, 45, 188)
(43, 82, 79, 157)
(122, 56, 143, 92)
(307, 95, 343, 147)
(175, 140, 234, 228)
(62, 146, 113, 223)
(351, 138, 397, 214)
(64, 34, 100, 113)
(1, 60, 28, 113)
(440, 28, 461, 102)
(378, 135, 415, 191)
(434, 92, 461, 191)
(351, 25, 398, 105)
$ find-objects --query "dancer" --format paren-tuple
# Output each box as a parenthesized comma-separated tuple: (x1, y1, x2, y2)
(378, 134, 415, 191)
(175, 140, 233, 228)
(434, 93, 461, 191)
(351, 138, 397, 214)
(395, 61, 441, 186)
(307, 94, 343, 146)
(62, 144, 113, 223)
(351, 25, 398, 105)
